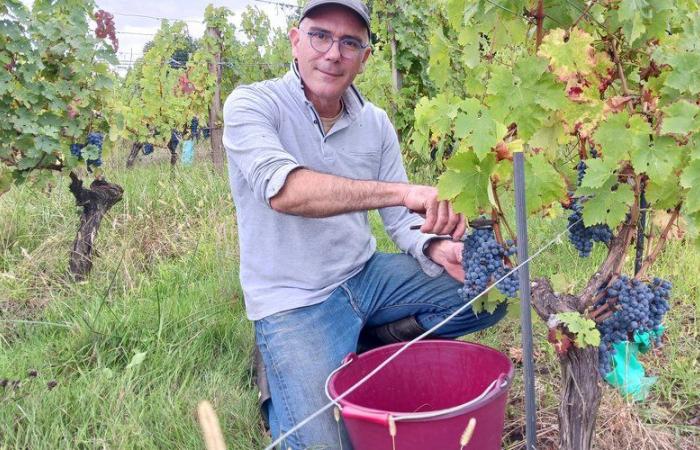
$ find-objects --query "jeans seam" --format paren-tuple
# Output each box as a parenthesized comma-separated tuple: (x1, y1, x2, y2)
(257, 322, 302, 448)
(339, 283, 364, 322)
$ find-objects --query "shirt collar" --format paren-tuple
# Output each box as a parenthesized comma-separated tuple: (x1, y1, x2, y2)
(286, 60, 365, 120)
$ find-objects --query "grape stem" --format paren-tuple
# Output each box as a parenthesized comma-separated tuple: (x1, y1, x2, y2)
(571, 0, 597, 30)
(490, 178, 515, 242)
(608, 36, 632, 101)
(534, 0, 545, 51)
(635, 203, 682, 280)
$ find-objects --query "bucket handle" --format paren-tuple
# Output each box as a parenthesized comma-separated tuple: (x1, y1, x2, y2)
(324, 353, 358, 410)
(326, 361, 509, 425)
(391, 373, 508, 422)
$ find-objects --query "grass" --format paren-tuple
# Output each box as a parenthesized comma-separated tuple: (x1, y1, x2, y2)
(1, 147, 698, 449)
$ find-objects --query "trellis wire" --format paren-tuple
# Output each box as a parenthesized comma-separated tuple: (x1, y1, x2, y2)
(265, 216, 583, 450)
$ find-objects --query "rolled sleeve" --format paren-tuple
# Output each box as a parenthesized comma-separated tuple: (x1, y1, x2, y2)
(223, 86, 301, 206)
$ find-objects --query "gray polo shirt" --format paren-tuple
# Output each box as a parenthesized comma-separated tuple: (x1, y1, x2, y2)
(223, 64, 444, 320)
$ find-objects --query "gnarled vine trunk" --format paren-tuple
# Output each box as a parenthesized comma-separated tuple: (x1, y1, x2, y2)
(558, 346, 601, 450)
(532, 278, 601, 449)
(126, 142, 142, 168)
(68, 172, 124, 281)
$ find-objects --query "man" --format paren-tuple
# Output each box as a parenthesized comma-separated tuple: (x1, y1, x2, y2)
(222, 1, 506, 447)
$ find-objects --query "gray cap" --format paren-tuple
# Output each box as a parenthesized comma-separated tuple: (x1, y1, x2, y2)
(300, 0, 371, 34)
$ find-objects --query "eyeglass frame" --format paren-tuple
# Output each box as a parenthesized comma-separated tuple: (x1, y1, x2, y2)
(299, 27, 370, 59)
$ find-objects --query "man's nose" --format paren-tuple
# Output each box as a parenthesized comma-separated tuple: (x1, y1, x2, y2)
(324, 39, 342, 60)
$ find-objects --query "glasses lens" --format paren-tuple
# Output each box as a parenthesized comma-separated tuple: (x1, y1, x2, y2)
(310, 32, 332, 53)
(340, 39, 362, 58)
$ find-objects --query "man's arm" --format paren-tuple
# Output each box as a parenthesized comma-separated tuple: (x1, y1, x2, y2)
(270, 168, 466, 239)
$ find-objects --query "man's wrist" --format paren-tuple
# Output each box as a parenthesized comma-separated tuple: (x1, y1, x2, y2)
(423, 237, 451, 260)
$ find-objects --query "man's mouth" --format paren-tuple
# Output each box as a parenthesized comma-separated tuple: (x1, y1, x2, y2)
(317, 68, 342, 77)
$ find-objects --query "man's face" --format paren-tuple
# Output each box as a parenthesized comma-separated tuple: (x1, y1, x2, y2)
(289, 5, 371, 107)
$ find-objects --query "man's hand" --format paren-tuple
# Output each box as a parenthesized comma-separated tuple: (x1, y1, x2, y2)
(403, 185, 466, 240)
(426, 239, 464, 282)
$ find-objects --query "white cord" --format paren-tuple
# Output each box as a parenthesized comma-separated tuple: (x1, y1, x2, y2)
(265, 219, 580, 450)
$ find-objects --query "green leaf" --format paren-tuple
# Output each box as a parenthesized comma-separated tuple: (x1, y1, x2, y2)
(437, 169, 469, 200)
(577, 179, 634, 228)
(524, 153, 568, 214)
(538, 28, 595, 79)
(646, 179, 682, 210)
(126, 351, 147, 370)
(580, 158, 616, 189)
(618, 0, 649, 44)
(632, 136, 684, 181)
(661, 100, 700, 135)
(666, 53, 700, 95)
(556, 312, 601, 348)
(593, 112, 651, 164)
(445, 152, 497, 217)
(680, 160, 700, 213)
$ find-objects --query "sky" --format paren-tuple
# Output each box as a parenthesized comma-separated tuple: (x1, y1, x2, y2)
(21, 0, 297, 72)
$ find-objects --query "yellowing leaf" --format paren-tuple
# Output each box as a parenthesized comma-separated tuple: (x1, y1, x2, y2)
(539, 28, 595, 80)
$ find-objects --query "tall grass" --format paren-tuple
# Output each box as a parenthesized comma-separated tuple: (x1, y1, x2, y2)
(1, 149, 697, 449)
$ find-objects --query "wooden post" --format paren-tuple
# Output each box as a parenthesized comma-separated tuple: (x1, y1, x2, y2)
(387, 5, 403, 142)
(208, 26, 225, 172)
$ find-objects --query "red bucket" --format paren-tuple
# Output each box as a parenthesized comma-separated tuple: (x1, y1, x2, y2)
(326, 340, 513, 450)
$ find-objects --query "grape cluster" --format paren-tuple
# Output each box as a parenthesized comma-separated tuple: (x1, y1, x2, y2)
(566, 158, 612, 257)
(190, 117, 200, 140)
(459, 227, 519, 303)
(202, 127, 211, 139)
(86, 132, 104, 168)
(95, 10, 118, 51)
(69, 133, 103, 168)
(70, 143, 84, 158)
(596, 275, 672, 376)
(142, 143, 154, 155)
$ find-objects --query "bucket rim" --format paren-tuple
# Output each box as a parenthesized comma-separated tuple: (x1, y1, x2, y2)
(326, 340, 514, 421)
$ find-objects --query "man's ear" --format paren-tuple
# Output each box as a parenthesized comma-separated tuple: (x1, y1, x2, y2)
(289, 27, 301, 59)
(358, 47, 371, 74)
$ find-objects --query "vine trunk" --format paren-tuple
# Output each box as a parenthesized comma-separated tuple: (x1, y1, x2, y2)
(68, 173, 124, 281)
(532, 278, 601, 450)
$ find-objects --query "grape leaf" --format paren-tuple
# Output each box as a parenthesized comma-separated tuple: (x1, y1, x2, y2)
(454, 99, 507, 159)
(680, 159, 700, 214)
(593, 112, 652, 164)
(646, 179, 682, 210)
(618, 0, 649, 44)
(577, 179, 634, 228)
(557, 312, 601, 348)
(524, 153, 568, 214)
(661, 100, 700, 135)
(437, 169, 469, 200)
(538, 28, 595, 80)
(631, 136, 684, 181)
(442, 153, 497, 217)
(665, 53, 700, 95)
(486, 56, 566, 140)
(580, 158, 616, 189)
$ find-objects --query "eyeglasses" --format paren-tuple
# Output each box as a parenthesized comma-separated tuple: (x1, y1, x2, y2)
(302, 29, 369, 59)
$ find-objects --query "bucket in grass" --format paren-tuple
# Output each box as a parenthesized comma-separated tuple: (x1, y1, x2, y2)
(326, 340, 513, 450)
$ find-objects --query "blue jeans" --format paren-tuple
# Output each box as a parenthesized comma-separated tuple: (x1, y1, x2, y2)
(255, 253, 507, 449)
